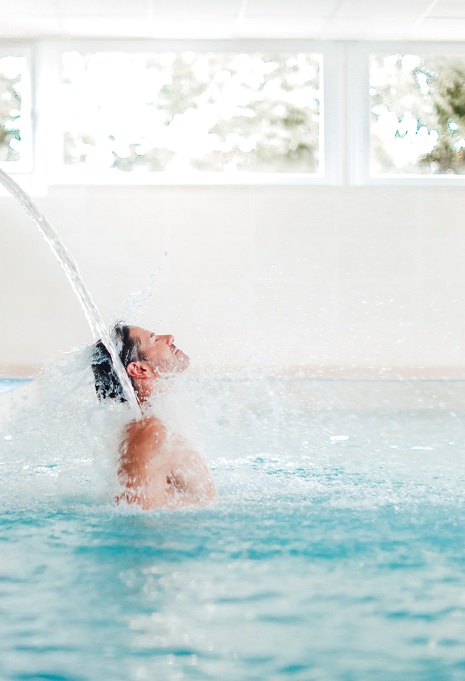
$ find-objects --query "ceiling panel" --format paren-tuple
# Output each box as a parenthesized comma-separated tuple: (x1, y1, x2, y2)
(149, 0, 242, 19)
(58, 16, 238, 39)
(428, 0, 465, 18)
(0, 17, 62, 37)
(238, 16, 327, 37)
(335, 0, 431, 19)
(412, 16, 465, 37)
(1, 0, 465, 40)
(56, 0, 149, 16)
(325, 17, 413, 38)
(0, 0, 58, 15)
(59, 16, 157, 37)
(244, 0, 340, 17)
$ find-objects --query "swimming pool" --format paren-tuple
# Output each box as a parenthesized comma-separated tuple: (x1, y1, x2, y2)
(2, 374, 465, 680)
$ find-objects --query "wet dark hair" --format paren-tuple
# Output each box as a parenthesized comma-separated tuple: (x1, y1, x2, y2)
(91, 324, 145, 402)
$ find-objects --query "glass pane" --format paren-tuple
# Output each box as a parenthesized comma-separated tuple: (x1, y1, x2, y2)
(370, 53, 465, 175)
(61, 51, 321, 174)
(0, 55, 27, 163)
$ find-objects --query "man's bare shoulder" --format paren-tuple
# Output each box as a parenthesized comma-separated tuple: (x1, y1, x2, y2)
(118, 415, 217, 509)
(124, 415, 166, 447)
(120, 416, 169, 474)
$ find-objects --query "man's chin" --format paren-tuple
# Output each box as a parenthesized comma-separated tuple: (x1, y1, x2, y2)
(163, 354, 190, 374)
(177, 353, 190, 371)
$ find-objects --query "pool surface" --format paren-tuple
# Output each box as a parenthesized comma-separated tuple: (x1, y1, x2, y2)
(2, 374, 465, 680)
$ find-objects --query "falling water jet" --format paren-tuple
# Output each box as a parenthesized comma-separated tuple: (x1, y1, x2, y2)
(0, 168, 142, 417)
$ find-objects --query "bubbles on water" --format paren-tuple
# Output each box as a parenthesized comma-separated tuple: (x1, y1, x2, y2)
(0, 347, 131, 511)
(2, 356, 465, 515)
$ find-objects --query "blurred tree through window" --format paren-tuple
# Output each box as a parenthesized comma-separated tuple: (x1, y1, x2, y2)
(370, 53, 465, 175)
(4, 47, 465, 181)
(61, 51, 321, 174)
(0, 55, 25, 163)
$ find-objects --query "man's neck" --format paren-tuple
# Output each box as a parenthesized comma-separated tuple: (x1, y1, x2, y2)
(135, 377, 169, 403)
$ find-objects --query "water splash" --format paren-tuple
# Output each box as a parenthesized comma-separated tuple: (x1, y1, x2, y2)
(118, 252, 168, 325)
(0, 168, 141, 417)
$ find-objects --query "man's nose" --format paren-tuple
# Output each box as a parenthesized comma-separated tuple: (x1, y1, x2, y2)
(160, 334, 175, 345)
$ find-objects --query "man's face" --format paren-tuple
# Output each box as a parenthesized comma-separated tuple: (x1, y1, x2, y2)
(129, 326, 190, 375)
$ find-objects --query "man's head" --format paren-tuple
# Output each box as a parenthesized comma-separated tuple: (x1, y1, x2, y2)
(91, 324, 189, 403)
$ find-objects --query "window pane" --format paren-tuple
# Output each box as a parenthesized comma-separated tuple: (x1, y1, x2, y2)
(0, 55, 27, 163)
(62, 51, 321, 174)
(370, 53, 465, 175)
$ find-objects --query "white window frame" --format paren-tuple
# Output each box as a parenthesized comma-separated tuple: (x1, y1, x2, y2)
(348, 41, 465, 186)
(7, 39, 465, 188)
(0, 44, 33, 174)
(33, 39, 344, 187)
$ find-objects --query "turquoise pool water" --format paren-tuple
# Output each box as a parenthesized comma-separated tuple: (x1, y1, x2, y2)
(2, 376, 465, 680)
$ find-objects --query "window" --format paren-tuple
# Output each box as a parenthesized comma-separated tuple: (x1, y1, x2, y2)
(6, 40, 465, 186)
(60, 50, 322, 176)
(0, 51, 32, 172)
(369, 52, 465, 176)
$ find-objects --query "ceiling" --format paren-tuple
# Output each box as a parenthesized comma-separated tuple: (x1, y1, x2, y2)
(0, 0, 465, 41)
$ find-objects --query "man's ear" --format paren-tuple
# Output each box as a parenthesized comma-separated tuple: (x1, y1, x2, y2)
(126, 361, 149, 379)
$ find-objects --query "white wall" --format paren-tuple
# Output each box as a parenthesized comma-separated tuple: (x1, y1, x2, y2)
(1, 183, 465, 378)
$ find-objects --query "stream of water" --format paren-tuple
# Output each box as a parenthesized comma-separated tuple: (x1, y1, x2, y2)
(0, 168, 141, 416)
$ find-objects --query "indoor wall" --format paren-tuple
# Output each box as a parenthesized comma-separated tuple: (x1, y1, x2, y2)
(1, 183, 463, 378)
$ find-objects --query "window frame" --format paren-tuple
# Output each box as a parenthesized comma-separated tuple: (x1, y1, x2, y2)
(348, 41, 465, 186)
(4, 38, 465, 188)
(0, 43, 33, 174)
(32, 39, 344, 187)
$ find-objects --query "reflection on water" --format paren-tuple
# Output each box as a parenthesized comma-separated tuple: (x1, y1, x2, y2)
(2, 366, 465, 680)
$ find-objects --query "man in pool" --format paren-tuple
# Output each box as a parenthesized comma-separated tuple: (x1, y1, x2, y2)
(91, 324, 217, 510)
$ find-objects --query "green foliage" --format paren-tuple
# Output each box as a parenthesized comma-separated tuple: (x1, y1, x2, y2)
(63, 52, 320, 173)
(0, 71, 21, 162)
(156, 54, 208, 123)
(423, 61, 465, 172)
(370, 54, 465, 174)
(205, 55, 319, 172)
(112, 144, 175, 172)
